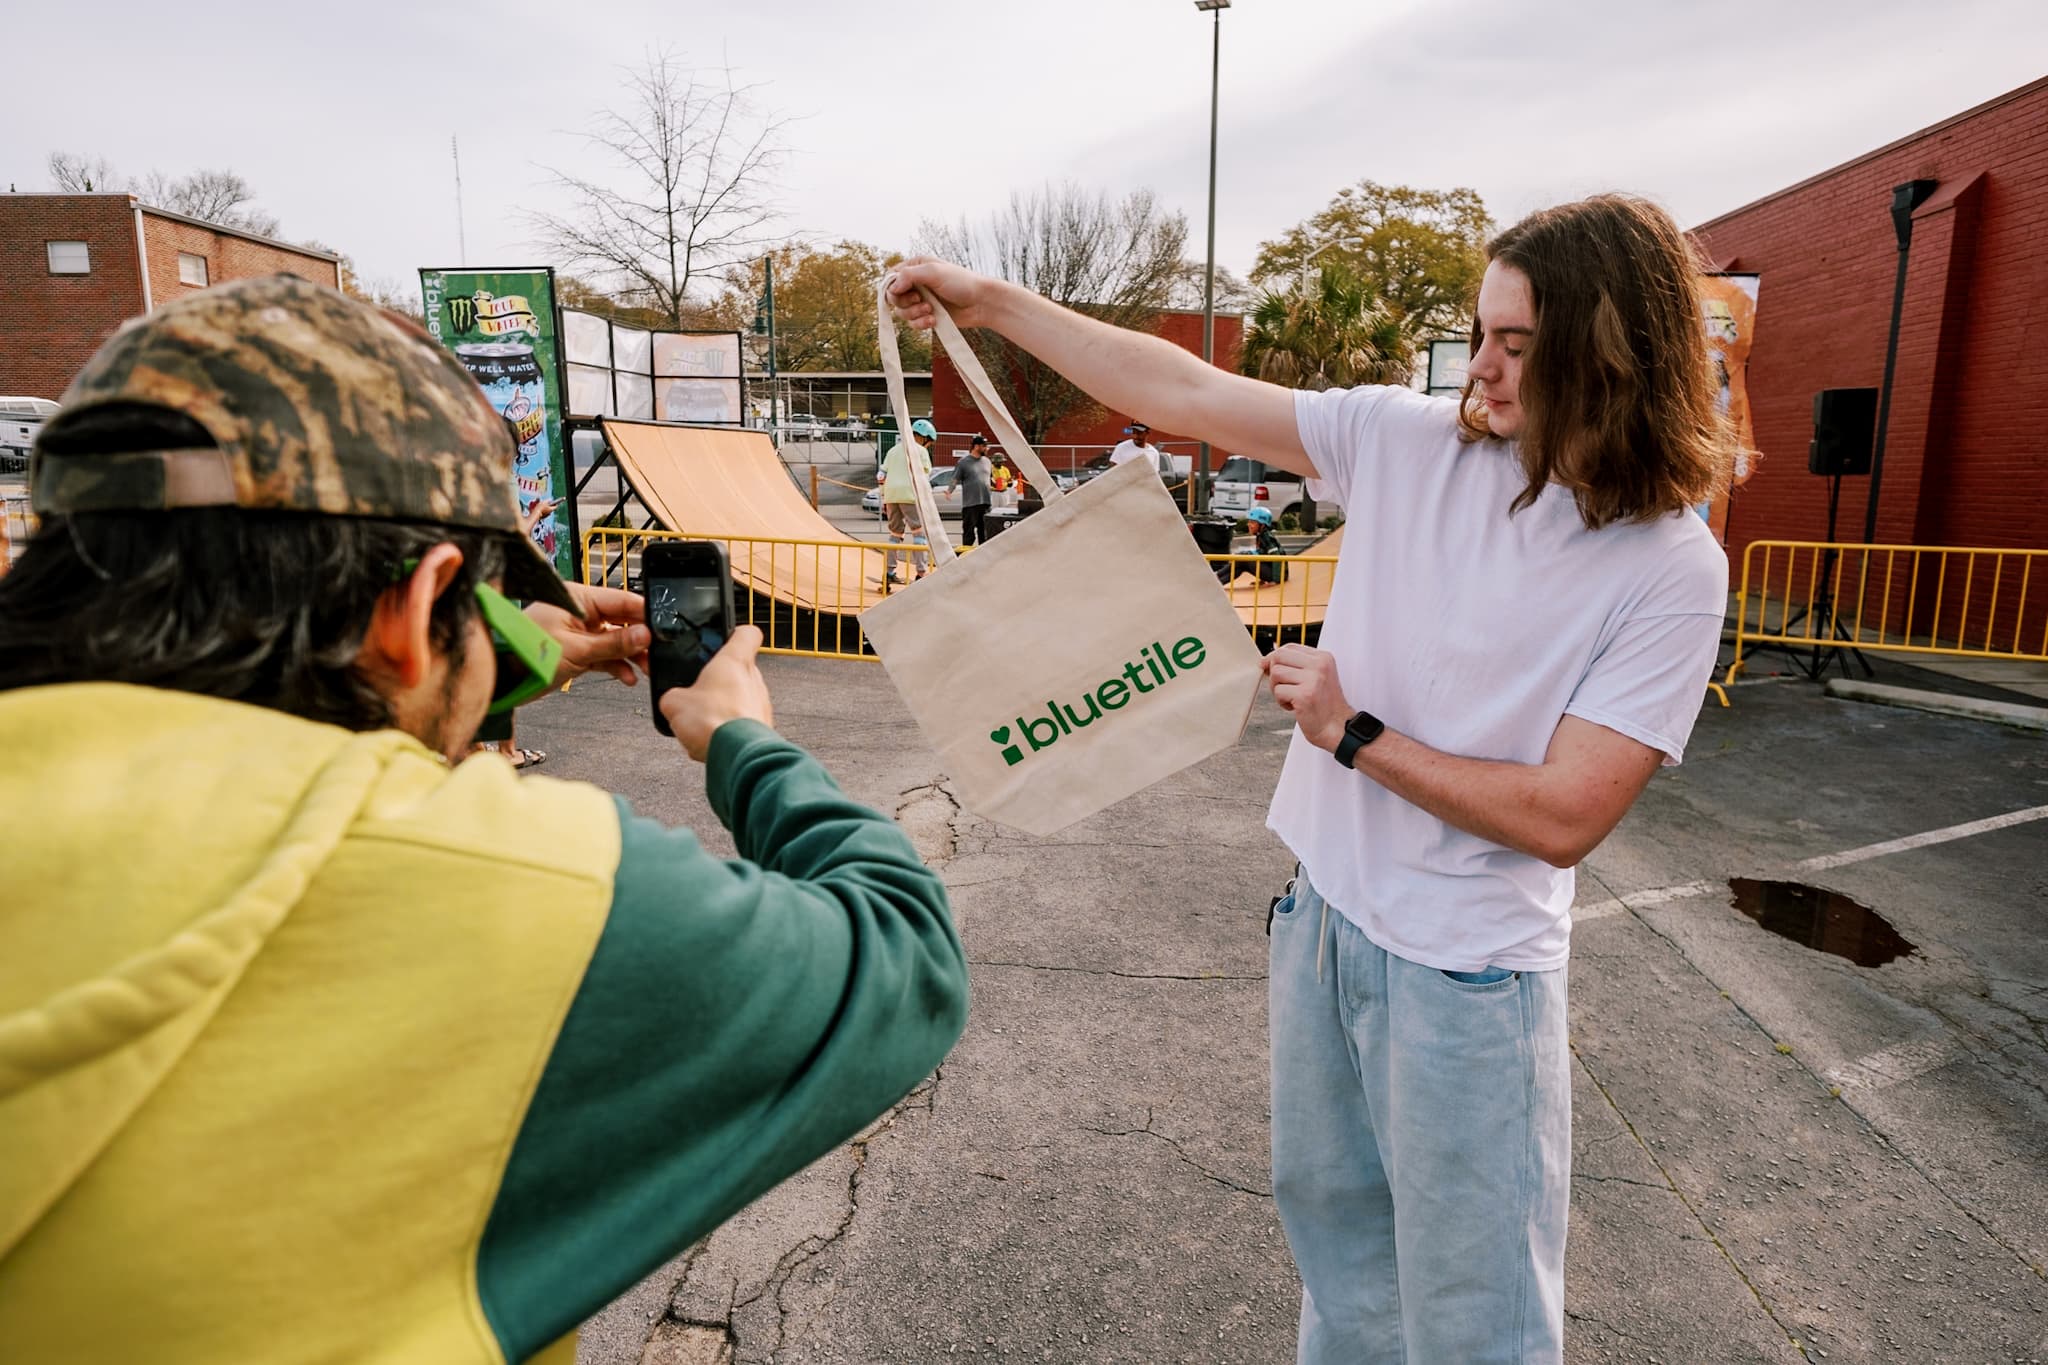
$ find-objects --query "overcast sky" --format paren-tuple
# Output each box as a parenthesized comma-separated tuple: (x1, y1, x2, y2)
(6, 0, 2042, 298)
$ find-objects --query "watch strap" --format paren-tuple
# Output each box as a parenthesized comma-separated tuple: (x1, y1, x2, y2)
(1334, 710, 1384, 769)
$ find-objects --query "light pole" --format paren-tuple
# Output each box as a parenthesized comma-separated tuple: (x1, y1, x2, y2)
(752, 255, 779, 443)
(1194, 0, 1228, 513)
(1299, 236, 1363, 293)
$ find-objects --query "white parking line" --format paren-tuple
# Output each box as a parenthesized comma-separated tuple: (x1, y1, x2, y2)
(1578, 804, 2048, 925)
(1794, 804, 2048, 872)
(1573, 880, 1718, 924)
(1824, 1037, 1961, 1095)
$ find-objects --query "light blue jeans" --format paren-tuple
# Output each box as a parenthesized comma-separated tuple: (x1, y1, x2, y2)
(1269, 873, 1571, 1364)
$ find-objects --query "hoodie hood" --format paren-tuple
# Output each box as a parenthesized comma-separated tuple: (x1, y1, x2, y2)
(0, 684, 426, 1258)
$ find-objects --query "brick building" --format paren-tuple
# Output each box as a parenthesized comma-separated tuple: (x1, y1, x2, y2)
(929, 307, 1244, 473)
(1691, 78, 2048, 572)
(0, 193, 342, 398)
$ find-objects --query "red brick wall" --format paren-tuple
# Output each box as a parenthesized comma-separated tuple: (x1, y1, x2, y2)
(0, 196, 145, 398)
(930, 308, 1244, 475)
(1692, 78, 2048, 648)
(140, 212, 341, 307)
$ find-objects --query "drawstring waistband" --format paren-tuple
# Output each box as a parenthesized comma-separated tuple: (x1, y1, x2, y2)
(1316, 893, 1330, 983)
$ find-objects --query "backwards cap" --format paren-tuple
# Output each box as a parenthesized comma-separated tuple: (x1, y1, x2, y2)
(30, 273, 575, 611)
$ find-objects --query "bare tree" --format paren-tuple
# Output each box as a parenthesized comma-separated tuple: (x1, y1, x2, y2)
(139, 168, 281, 237)
(1167, 260, 1251, 314)
(47, 152, 121, 193)
(530, 50, 789, 329)
(47, 153, 281, 237)
(918, 185, 1187, 443)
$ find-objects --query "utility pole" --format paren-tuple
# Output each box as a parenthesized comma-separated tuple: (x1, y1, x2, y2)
(1194, 0, 1229, 513)
(1862, 179, 1939, 546)
(764, 255, 779, 442)
(451, 135, 468, 266)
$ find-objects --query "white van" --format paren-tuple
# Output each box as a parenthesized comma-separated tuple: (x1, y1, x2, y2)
(0, 397, 58, 468)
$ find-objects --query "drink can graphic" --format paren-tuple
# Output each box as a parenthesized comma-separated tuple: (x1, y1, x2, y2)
(455, 342, 558, 556)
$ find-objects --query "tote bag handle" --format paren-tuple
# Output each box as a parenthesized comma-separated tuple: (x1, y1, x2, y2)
(875, 275, 1067, 569)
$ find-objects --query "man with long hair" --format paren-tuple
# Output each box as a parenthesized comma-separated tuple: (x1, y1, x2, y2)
(0, 276, 968, 1363)
(890, 194, 1728, 1363)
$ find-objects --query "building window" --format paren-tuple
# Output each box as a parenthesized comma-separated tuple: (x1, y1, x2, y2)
(46, 241, 91, 274)
(177, 252, 210, 287)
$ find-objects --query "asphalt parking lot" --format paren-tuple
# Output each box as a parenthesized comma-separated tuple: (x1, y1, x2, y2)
(517, 654, 2047, 1365)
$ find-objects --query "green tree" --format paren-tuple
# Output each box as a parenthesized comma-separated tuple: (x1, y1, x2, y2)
(1251, 181, 1489, 342)
(704, 241, 930, 372)
(1239, 263, 1414, 392)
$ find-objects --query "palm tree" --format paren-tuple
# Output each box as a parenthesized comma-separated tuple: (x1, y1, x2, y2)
(1239, 263, 1415, 392)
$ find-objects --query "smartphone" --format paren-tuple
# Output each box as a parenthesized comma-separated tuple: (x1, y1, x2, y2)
(641, 540, 736, 737)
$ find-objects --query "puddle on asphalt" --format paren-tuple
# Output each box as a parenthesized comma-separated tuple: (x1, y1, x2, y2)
(1727, 879, 1916, 967)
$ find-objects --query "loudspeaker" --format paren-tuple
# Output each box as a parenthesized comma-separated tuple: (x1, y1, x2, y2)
(1809, 387, 1877, 476)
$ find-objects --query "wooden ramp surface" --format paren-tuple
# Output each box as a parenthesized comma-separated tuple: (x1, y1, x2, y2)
(602, 419, 893, 614)
(1226, 526, 1341, 628)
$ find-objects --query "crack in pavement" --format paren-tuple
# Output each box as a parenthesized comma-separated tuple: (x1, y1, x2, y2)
(1568, 1044, 1813, 1362)
(1081, 1105, 1273, 1199)
(968, 957, 1266, 983)
(895, 780, 965, 867)
(1584, 866, 2047, 1286)
(664, 1070, 944, 1363)
(1571, 1172, 1674, 1192)
(1564, 1306, 1647, 1348)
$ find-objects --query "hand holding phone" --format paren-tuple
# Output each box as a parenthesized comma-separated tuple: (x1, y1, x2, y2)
(656, 625, 774, 762)
(642, 540, 738, 739)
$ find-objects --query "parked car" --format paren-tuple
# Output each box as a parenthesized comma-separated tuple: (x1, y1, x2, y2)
(1210, 456, 1322, 522)
(0, 397, 58, 469)
(1072, 447, 1187, 489)
(862, 465, 961, 517)
(829, 417, 872, 438)
(779, 412, 828, 440)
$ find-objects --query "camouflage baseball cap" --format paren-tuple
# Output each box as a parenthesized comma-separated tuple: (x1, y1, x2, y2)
(30, 273, 575, 612)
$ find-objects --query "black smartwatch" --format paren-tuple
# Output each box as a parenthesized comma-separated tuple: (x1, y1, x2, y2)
(1333, 710, 1385, 769)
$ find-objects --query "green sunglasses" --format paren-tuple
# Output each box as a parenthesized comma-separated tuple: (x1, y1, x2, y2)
(395, 559, 563, 716)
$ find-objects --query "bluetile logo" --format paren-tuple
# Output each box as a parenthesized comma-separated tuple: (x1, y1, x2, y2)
(989, 636, 1209, 766)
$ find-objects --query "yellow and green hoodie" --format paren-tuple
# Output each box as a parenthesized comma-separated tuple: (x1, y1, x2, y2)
(0, 684, 968, 1364)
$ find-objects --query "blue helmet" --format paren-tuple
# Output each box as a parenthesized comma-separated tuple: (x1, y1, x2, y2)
(910, 418, 938, 439)
(1246, 506, 1275, 526)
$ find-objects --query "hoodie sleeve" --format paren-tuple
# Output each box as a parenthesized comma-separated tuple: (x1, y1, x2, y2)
(475, 720, 968, 1361)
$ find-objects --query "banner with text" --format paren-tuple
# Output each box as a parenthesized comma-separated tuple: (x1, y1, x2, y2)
(420, 267, 571, 576)
(1700, 273, 1762, 546)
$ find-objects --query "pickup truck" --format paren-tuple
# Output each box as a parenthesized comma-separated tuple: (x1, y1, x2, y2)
(0, 397, 59, 470)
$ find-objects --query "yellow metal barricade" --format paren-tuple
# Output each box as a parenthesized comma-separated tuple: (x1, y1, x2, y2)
(583, 525, 1340, 662)
(1724, 540, 2048, 685)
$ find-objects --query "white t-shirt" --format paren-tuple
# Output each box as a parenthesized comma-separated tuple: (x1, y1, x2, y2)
(1269, 385, 1727, 973)
(1108, 439, 1165, 477)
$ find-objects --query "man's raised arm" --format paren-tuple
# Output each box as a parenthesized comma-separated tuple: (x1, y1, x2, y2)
(887, 260, 1318, 480)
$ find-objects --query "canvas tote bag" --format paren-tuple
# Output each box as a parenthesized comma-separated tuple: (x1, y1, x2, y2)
(861, 276, 1262, 835)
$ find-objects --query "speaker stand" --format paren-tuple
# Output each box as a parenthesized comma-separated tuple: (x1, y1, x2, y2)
(1760, 473, 1874, 682)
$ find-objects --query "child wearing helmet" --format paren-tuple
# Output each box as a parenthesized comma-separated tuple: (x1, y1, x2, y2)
(1247, 505, 1285, 584)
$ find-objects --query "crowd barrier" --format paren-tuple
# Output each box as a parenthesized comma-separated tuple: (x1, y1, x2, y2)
(1724, 539, 2048, 684)
(1, 493, 32, 569)
(585, 525, 1338, 661)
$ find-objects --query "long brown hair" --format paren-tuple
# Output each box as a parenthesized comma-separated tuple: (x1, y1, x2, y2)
(1457, 195, 1732, 529)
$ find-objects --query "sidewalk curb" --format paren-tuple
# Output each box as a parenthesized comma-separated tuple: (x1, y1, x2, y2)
(1823, 678, 2048, 731)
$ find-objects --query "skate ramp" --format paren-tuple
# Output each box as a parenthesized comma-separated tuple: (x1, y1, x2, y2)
(601, 419, 892, 614)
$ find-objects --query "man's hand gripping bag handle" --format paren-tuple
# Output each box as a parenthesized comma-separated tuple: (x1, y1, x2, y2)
(875, 274, 1066, 577)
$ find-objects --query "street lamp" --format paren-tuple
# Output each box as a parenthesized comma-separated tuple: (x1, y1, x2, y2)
(1194, 0, 1228, 511)
(1299, 236, 1363, 292)
(751, 255, 779, 442)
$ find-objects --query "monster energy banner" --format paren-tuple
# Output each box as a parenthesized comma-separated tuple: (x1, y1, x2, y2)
(419, 267, 571, 576)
